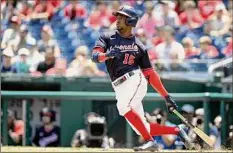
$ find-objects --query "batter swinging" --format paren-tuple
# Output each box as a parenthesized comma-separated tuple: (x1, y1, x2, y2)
(92, 5, 192, 151)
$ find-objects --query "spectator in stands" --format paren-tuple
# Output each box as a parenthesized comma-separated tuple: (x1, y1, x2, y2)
(169, 52, 190, 72)
(151, 26, 164, 47)
(86, 1, 112, 30)
(14, 48, 30, 74)
(131, 0, 146, 14)
(196, 36, 219, 59)
(64, 0, 87, 20)
(32, 107, 60, 147)
(37, 25, 60, 56)
(155, 26, 185, 61)
(47, 0, 62, 9)
(181, 104, 195, 124)
(179, 104, 198, 148)
(26, 39, 45, 73)
(223, 38, 232, 57)
(193, 108, 204, 130)
(177, 104, 196, 149)
(207, 3, 231, 37)
(174, 0, 185, 15)
(154, 26, 186, 71)
(149, 27, 165, 61)
(36, 48, 55, 74)
(18, 1, 33, 22)
(1, 47, 16, 73)
(159, 1, 180, 28)
(228, 9, 233, 37)
(17, 25, 36, 50)
(66, 45, 105, 77)
(31, 0, 55, 20)
(46, 58, 67, 76)
(192, 108, 205, 148)
(137, 1, 158, 38)
(210, 116, 222, 149)
(108, 1, 120, 24)
(179, 1, 204, 29)
(37, 25, 54, 52)
(1, 0, 18, 23)
(182, 37, 200, 59)
(135, 28, 148, 46)
(1, 16, 21, 52)
(198, 0, 224, 20)
(7, 109, 24, 146)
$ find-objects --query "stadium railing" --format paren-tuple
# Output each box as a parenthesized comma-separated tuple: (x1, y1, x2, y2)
(1, 91, 232, 147)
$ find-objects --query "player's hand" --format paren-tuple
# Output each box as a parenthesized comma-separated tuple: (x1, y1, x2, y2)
(164, 95, 178, 114)
(106, 47, 121, 59)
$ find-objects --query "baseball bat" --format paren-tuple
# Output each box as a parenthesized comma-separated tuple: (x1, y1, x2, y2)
(172, 109, 215, 147)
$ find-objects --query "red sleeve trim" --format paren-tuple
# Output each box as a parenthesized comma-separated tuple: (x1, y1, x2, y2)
(142, 68, 168, 97)
(92, 47, 107, 62)
(93, 47, 105, 53)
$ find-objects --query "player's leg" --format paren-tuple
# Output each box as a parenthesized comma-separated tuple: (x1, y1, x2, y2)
(128, 78, 158, 151)
(131, 102, 179, 135)
(114, 71, 153, 141)
(130, 73, 194, 149)
(131, 99, 194, 149)
(129, 73, 179, 136)
(125, 73, 150, 135)
(125, 102, 150, 136)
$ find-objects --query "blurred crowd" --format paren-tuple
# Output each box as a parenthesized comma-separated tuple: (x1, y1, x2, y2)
(1, 0, 232, 76)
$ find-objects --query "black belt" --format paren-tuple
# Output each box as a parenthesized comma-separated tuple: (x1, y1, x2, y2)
(113, 71, 135, 87)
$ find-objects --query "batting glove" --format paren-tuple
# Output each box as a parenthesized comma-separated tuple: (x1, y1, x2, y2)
(164, 95, 178, 114)
(106, 47, 121, 59)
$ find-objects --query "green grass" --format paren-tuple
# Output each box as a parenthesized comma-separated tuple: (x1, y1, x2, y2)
(1, 146, 233, 152)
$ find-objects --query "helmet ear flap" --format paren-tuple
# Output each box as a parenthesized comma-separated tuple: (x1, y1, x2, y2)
(125, 17, 138, 27)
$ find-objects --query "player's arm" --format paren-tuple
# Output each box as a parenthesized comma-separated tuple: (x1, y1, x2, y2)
(91, 33, 109, 63)
(92, 46, 120, 63)
(139, 50, 178, 113)
(92, 33, 120, 63)
(142, 67, 168, 97)
(92, 47, 110, 63)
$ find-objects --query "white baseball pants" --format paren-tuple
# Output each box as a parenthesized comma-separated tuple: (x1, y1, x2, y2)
(112, 69, 150, 135)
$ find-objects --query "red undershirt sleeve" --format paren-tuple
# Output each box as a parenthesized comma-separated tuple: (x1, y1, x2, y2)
(142, 68, 168, 97)
(93, 47, 109, 62)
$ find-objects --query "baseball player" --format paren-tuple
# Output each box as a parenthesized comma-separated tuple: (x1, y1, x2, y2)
(32, 107, 60, 147)
(92, 5, 192, 151)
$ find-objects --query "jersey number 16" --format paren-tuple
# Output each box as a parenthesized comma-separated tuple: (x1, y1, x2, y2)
(123, 53, 135, 65)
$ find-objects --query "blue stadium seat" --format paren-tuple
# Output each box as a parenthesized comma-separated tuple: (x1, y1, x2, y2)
(51, 10, 64, 22)
(68, 32, 78, 40)
(71, 39, 82, 49)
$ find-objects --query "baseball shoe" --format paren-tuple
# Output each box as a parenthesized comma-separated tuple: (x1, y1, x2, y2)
(133, 141, 159, 152)
(177, 124, 196, 150)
